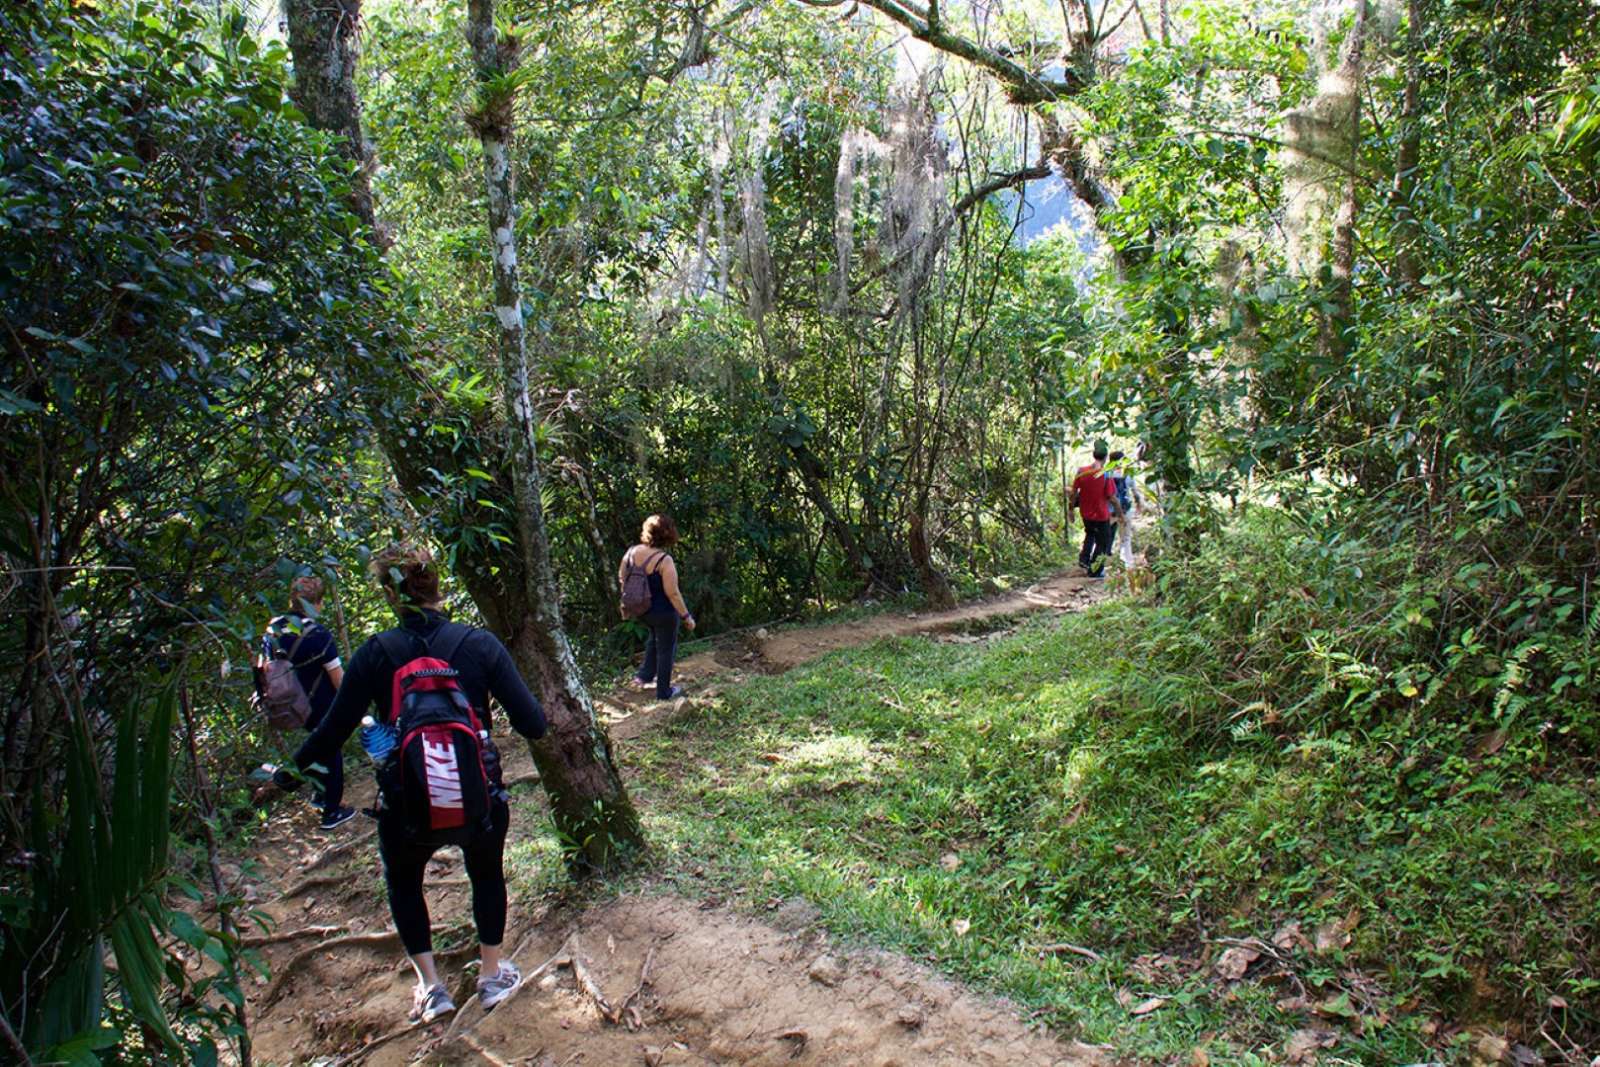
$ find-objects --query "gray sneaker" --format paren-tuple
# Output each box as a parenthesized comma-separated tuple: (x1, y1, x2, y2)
(410, 982, 455, 1025)
(477, 961, 522, 1010)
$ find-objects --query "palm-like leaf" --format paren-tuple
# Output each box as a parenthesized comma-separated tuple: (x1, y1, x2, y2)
(7, 690, 182, 1059)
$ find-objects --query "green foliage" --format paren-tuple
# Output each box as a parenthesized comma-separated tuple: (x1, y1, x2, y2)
(0, 690, 230, 1063)
(1, 0, 396, 1052)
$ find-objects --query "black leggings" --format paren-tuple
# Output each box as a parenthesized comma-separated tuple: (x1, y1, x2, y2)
(302, 707, 343, 812)
(377, 801, 509, 956)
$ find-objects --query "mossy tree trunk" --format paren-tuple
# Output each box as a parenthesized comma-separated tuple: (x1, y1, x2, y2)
(283, 0, 642, 874)
(463, 0, 642, 872)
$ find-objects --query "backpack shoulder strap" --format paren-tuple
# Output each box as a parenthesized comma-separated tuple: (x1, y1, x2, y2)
(376, 628, 423, 671)
(645, 550, 667, 573)
(426, 621, 473, 666)
(266, 616, 311, 662)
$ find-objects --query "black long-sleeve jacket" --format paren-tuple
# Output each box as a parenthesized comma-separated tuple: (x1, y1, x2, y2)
(294, 609, 547, 776)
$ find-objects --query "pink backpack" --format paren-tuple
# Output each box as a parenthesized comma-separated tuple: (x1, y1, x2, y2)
(256, 626, 312, 730)
(620, 549, 664, 619)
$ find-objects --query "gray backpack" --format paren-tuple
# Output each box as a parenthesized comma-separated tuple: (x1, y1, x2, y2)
(257, 625, 312, 730)
(620, 550, 664, 619)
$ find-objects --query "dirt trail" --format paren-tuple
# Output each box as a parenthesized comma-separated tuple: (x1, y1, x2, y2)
(240, 569, 1115, 1065)
(601, 568, 1105, 741)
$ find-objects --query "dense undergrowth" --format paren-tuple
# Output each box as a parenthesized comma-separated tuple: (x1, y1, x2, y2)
(627, 507, 1599, 1063)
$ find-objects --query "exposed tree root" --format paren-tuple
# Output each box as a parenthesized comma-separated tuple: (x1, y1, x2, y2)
(324, 1022, 414, 1067)
(567, 937, 614, 1020)
(300, 827, 377, 872)
(459, 1032, 515, 1067)
(261, 930, 400, 1009)
(242, 923, 347, 948)
(280, 871, 349, 901)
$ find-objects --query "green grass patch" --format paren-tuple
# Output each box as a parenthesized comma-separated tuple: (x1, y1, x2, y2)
(626, 601, 1599, 1063)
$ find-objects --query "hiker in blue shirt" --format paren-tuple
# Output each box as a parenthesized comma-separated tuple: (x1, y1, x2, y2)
(1105, 450, 1142, 549)
(256, 576, 355, 830)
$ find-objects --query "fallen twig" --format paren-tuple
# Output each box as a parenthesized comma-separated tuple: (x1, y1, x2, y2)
(615, 943, 657, 1030)
(279, 872, 349, 901)
(324, 1023, 413, 1067)
(1035, 941, 1103, 962)
(260, 930, 399, 1009)
(772, 1028, 808, 1058)
(242, 923, 346, 948)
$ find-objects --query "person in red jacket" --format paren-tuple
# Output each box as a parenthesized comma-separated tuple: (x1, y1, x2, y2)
(1070, 443, 1126, 578)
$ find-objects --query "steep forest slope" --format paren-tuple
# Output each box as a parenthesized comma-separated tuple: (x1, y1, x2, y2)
(2, 0, 1596, 1064)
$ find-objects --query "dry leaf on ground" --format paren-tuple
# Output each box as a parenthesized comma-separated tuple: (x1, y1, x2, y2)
(1284, 1027, 1338, 1063)
(1129, 953, 1182, 982)
(1273, 921, 1311, 952)
(1129, 996, 1168, 1016)
(1314, 908, 1360, 953)
(1214, 945, 1261, 980)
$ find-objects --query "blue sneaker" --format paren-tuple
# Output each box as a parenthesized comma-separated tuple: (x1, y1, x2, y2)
(319, 805, 357, 831)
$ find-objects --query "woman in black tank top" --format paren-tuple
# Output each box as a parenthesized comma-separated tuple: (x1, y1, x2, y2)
(618, 514, 695, 699)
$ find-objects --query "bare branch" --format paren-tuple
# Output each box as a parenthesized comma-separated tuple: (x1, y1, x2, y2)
(832, 0, 1087, 102)
(951, 164, 1054, 216)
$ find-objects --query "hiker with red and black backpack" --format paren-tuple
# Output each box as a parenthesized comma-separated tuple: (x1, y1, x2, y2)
(274, 543, 547, 1026)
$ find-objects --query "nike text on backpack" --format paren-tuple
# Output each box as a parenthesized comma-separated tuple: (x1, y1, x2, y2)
(257, 625, 313, 730)
(619, 549, 664, 619)
(374, 624, 505, 843)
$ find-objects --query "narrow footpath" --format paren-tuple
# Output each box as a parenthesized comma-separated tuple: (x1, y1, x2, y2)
(235, 569, 1116, 1066)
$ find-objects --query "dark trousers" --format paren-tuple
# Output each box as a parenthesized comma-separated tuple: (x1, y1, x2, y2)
(636, 613, 680, 699)
(303, 707, 344, 812)
(378, 801, 509, 956)
(1079, 520, 1114, 576)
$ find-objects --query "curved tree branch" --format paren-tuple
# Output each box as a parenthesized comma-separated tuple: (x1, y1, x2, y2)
(798, 0, 1085, 102)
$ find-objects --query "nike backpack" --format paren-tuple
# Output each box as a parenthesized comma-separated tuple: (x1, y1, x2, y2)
(375, 623, 500, 843)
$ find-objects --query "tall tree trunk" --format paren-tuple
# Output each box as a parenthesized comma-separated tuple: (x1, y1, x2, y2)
(1392, 0, 1424, 289)
(908, 508, 955, 609)
(464, 0, 641, 872)
(1319, 0, 1370, 363)
(283, 0, 643, 874)
(559, 461, 619, 613)
(283, 0, 380, 240)
(791, 440, 876, 588)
